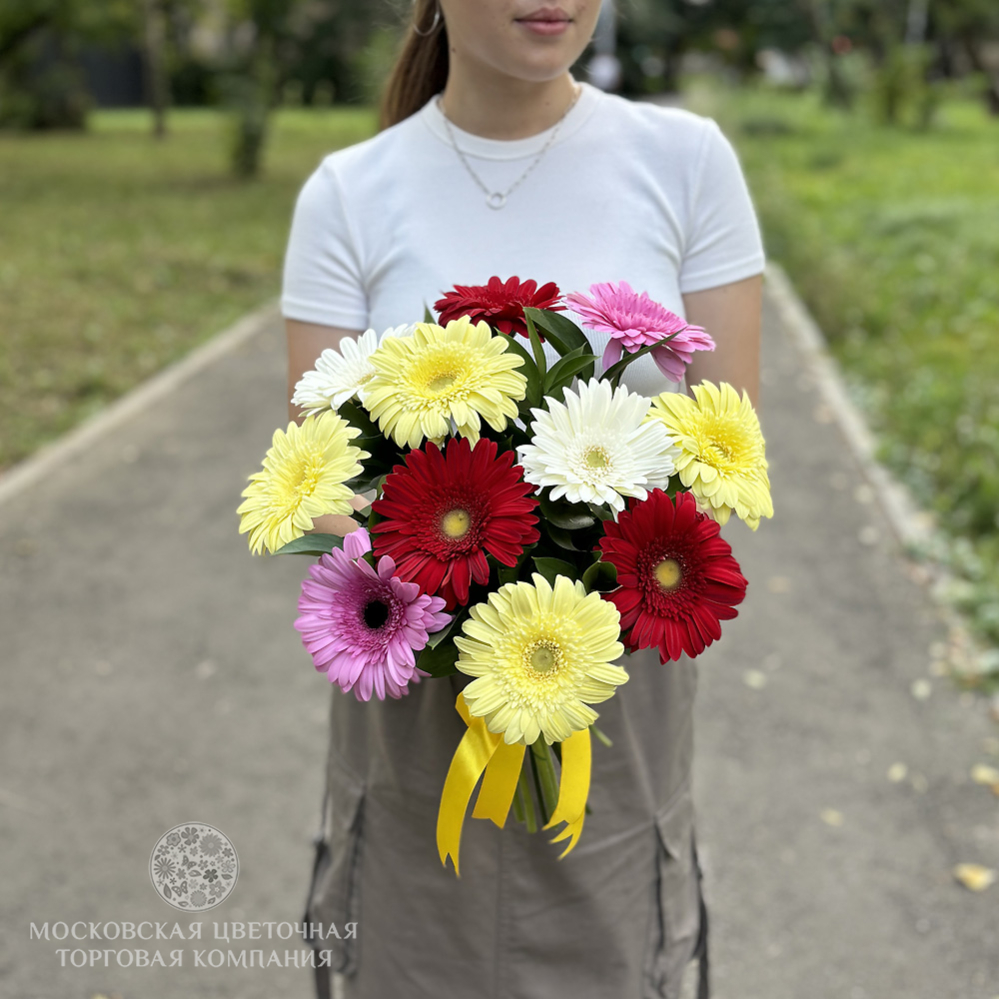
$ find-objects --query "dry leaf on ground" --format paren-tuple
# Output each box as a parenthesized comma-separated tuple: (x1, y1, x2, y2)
(953, 863, 996, 892)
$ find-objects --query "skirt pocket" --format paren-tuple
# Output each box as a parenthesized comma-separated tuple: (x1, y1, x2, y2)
(645, 780, 702, 999)
(302, 753, 366, 976)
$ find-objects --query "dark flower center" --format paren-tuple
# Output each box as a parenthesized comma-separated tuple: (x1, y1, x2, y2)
(363, 599, 390, 630)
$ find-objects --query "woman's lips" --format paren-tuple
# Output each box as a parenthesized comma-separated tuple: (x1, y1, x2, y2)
(516, 8, 572, 35)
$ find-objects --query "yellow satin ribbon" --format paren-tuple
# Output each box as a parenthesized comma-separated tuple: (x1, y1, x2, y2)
(437, 693, 524, 876)
(542, 726, 591, 859)
(437, 693, 595, 873)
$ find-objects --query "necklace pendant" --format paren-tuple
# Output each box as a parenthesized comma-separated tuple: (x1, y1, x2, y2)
(487, 192, 507, 210)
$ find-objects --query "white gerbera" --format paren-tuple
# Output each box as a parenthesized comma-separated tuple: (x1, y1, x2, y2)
(517, 378, 680, 512)
(292, 324, 413, 414)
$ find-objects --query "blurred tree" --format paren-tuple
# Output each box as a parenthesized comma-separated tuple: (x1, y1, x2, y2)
(282, 1, 396, 106)
(615, 0, 816, 95)
(142, 0, 168, 137)
(217, 0, 282, 177)
(215, 0, 395, 177)
(933, 0, 999, 114)
(0, 0, 188, 130)
(0, 0, 135, 128)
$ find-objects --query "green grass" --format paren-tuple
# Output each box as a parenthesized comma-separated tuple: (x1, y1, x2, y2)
(688, 80, 999, 654)
(0, 106, 377, 470)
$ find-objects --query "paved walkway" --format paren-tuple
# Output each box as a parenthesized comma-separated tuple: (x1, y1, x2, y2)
(1, 292, 997, 998)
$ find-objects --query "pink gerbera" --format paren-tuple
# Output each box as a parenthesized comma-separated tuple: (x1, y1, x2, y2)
(565, 281, 715, 382)
(294, 528, 451, 701)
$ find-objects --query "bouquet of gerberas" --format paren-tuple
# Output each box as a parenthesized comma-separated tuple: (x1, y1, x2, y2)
(237, 277, 773, 875)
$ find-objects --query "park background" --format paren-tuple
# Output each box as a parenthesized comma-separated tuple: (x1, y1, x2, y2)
(3, 0, 999, 658)
(2, 1, 999, 996)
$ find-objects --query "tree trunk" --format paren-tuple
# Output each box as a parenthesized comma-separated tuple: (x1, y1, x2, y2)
(142, 0, 169, 138)
(799, 0, 854, 109)
(960, 32, 999, 116)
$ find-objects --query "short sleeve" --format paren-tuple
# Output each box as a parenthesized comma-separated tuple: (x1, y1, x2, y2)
(678, 118, 766, 295)
(280, 159, 369, 330)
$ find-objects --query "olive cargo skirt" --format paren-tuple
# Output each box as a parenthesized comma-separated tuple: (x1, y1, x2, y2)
(303, 646, 709, 999)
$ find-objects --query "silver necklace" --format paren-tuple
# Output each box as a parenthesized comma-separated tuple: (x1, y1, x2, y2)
(437, 84, 582, 210)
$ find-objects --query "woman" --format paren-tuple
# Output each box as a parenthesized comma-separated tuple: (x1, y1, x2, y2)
(281, 2, 765, 997)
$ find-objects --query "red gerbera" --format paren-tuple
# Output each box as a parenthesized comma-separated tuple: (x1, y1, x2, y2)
(434, 275, 564, 339)
(598, 489, 747, 662)
(371, 437, 540, 610)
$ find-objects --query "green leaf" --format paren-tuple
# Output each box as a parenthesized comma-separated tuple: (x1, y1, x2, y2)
(336, 400, 399, 476)
(415, 637, 460, 678)
(524, 312, 548, 378)
(523, 307, 591, 356)
(426, 609, 466, 649)
(492, 541, 538, 587)
(423, 303, 434, 323)
(601, 341, 661, 387)
(274, 534, 346, 556)
(345, 463, 394, 495)
(601, 328, 683, 388)
(539, 490, 596, 531)
(500, 334, 542, 408)
(588, 502, 617, 522)
(531, 556, 580, 584)
(543, 346, 598, 395)
(545, 523, 587, 552)
(337, 399, 382, 440)
(582, 558, 617, 592)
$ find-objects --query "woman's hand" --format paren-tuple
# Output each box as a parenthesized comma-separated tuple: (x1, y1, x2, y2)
(310, 494, 371, 538)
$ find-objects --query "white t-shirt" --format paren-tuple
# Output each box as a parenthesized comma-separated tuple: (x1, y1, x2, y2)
(280, 82, 765, 397)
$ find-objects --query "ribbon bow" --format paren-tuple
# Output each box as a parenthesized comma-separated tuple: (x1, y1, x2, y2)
(436, 692, 592, 875)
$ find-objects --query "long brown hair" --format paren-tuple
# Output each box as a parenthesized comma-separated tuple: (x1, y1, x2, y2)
(380, 0, 449, 130)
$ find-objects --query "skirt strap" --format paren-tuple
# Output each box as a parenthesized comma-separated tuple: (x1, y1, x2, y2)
(306, 781, 332, 999)
(693, 831, 710, 999)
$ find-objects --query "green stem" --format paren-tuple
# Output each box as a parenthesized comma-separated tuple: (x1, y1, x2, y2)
(528, 742, 550, 827)
(525, 313, 548, 377)
(517, 763, 537, 833)
(531, 740, 560, 822)
(512, 776, 525, 825)
(590, 724, 613, 748)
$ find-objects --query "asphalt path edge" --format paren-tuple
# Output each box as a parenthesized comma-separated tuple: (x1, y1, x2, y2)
(765, 262, 995, 682)
(0, 300, 280, 509)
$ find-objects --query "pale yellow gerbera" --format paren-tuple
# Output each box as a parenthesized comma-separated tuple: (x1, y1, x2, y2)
(363, 317, 527, 449)
(455, 574, 627, 746)
(647, 380, 773, 530)
(237, 411, 368, 555)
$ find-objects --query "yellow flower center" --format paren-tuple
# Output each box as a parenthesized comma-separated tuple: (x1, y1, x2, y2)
(584, 446, 610, 470)
(281, 455, 322, 512)
(695, 416, 743, 467)
(428, 372, 457, 394)
(441, 508, 472, 539)
(654, 558, 683, 591)
(526, 641, 562, 675)
(706, 439, 733, 463)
